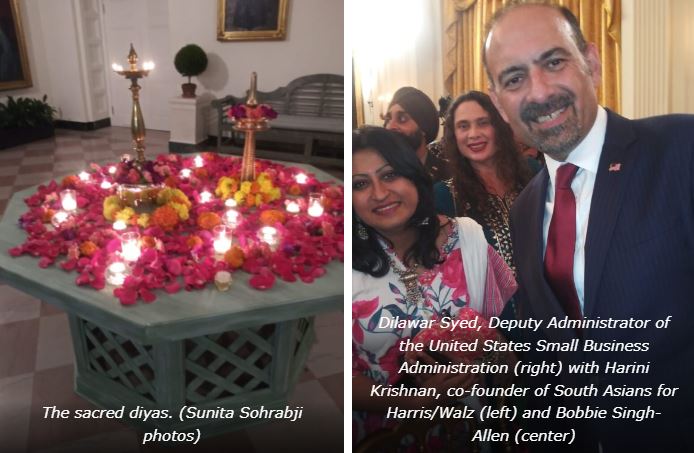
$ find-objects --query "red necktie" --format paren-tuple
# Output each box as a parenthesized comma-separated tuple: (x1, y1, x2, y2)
(544, 163, 582, 320)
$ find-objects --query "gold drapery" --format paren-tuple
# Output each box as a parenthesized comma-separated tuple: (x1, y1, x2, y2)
(443, 0, 621, 112)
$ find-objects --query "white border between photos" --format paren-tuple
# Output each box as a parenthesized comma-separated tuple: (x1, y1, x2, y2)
(343, 0, 353, 450)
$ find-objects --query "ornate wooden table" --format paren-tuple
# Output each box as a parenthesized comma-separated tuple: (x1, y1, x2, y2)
(0, 163, 343, 436)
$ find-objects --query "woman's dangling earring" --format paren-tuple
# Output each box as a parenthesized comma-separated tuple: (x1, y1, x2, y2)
(419, 217, 430, 226)
(357, 220, 369, 240)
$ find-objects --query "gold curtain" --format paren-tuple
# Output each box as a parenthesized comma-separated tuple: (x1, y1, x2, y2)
(443, 0, 621, 112)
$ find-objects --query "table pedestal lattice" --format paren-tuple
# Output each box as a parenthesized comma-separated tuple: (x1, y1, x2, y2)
(0, 162, 342, 437)
(70, 315, 315, 435)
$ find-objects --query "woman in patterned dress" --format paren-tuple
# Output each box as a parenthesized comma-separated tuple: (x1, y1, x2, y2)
(352, 127, 517, 446)
(434, 91, 537, 273)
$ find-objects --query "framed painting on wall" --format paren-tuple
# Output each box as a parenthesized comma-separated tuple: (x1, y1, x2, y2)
(217, 0, 288, 41)
(0, 0, 32, 91)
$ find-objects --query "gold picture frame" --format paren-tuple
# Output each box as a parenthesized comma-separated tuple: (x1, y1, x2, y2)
(0, 0, 32, 91)
(217, 0, 288, 41)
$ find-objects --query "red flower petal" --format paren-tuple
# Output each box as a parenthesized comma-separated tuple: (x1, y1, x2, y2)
(164, 281, 181, 294)
(114, 287, 138, 305)
(166, 259, 182, 275)
(249, 270, 275, 290)
(139, 288, 156, 303)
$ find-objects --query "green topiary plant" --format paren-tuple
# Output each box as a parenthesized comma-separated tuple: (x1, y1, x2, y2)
(174, 44, 208, 98)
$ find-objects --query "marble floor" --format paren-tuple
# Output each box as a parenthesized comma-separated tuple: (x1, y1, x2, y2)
(0, 128, 344, 452)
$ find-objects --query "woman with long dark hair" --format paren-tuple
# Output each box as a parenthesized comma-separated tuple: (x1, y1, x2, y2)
(352, 126, 517, 445)
(435, 91, 537, 272)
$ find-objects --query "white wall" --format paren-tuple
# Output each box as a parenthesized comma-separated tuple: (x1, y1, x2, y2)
(2, 0, 344, 129)
(1, 0, 107, 123)
(168, 0, 344, 98)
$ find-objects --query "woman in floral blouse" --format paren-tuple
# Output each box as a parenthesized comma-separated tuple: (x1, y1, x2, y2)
(352, 127, 517, 445)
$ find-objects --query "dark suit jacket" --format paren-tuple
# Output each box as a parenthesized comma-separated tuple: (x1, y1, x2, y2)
(510, 110, 694, 451)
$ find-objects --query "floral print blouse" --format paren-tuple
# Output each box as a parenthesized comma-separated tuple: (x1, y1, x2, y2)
(352, 220, 517, 443)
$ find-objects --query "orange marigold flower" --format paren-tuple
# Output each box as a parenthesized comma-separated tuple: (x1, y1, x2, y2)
(164, 176, 178, 187)
(186, 235, 203, 249)
(62, 175, 80, 188)
(261, 192, 273, 203)
(42, 208, 55, 223)
(224, 246, 245, 269)
(250, 181, 261, 194)
(151, 205, 180, 231)
(79, 241, 99, 257)
(197, 211, 221, 230)
(194, 168, 208, 179)
(288, 184, 302, 196)
(141, 235, 157, 249)
(245, 195, 255, 207)
(259, 209, 286, 226)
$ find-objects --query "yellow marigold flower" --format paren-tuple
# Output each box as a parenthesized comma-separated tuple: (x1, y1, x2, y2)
(169, 202, 189, 221)
(103, 204, 119, 221)
(234, 191, 245, 204)
(224, 246, 245, 269)
(215, 182, 227, 198)
(103, 195, 122, 220)
(197, 211, 221, 230)
(115, 207, 135, 221)
(157, 187, 191, 208)
(157, 187, 173, 204)
(269, 187, 281, 201)
(172, 190, 191, 207)
(104, 195, 120, 207)
(79, 241, 98, 257)
(255, 194, 263, 206)
(240, 181, 253, 194)
(259, 179, 273, 193)
(215, 177, 238, 199)
(137, 213, 150, 228)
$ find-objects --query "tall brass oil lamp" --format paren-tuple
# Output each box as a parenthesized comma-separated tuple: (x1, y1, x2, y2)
(112, 44, 154, 168)
(233, 72, 271, 181)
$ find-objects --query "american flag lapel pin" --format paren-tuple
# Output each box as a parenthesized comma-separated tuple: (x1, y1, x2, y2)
(608, 162, 622, 172)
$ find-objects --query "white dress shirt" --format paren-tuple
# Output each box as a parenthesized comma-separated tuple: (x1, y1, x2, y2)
(543, 106, 607, 313)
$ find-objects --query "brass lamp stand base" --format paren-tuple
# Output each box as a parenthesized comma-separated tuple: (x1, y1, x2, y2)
(233, 118, 269, 182)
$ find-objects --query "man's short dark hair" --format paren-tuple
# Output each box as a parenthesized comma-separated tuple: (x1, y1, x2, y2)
(483, 3, 588, 85)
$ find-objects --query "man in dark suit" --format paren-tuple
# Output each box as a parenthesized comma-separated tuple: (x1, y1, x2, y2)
(483, 3, 694, 451)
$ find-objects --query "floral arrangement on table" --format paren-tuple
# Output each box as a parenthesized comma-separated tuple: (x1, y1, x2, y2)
(103, 187, 191, 229)
(9, 153, 344, 305)
(112, 155, 169, 185)
(215, 173, 281, 207)
(228, 103, 278, 121)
